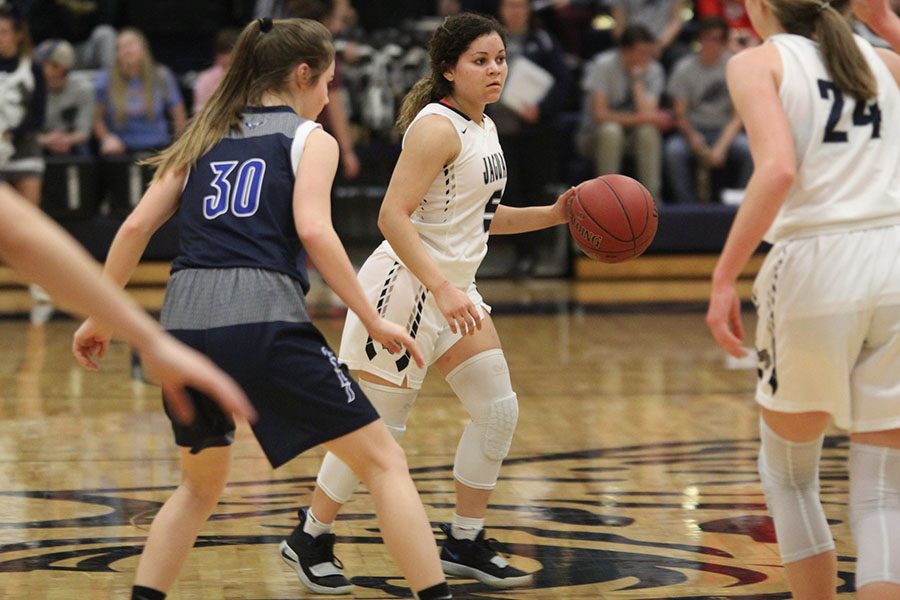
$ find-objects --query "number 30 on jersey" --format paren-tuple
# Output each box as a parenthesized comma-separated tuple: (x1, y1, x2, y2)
(204, 159, 267, 220)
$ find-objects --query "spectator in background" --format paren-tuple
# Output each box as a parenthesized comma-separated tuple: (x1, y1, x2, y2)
(855, 0, 900, 49)
(437, 0, 462, 16)
(192, 27, 239, 114)
(287, 0, 360, 179)
(664, 17, 751, 203)
(695, 0, 760, 53)
(489, 0, 571, 276)
(0, 3, 48, 309)
(0, 4, 45, 205)
(35, 39, 94, 155)
(610, 0, 690, 68)
(535, 0, 602, 60)
(93, 28, 186, 155)
(853, 0, 900, 48)
(27, 0, 116, 70)
(576, 24, 668, 199)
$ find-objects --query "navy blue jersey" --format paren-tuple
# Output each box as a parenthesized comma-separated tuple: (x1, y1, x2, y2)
(172, 106, 319, 293)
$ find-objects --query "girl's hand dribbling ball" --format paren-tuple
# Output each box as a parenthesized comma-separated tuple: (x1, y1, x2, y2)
(568, 174, 659, 263)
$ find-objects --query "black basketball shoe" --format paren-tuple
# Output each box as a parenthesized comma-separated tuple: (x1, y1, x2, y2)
(279, 509, 352, 595)
(439, 523, 534, 587)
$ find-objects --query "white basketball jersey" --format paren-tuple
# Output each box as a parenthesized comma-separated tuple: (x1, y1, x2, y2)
(766, 34, 900, 242)
(379, 102, 507, 288)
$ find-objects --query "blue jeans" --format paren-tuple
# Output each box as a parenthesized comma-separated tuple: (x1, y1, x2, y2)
(664, 129, 752, 204)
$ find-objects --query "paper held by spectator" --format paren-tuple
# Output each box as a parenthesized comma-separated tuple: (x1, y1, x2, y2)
(500, 56, 555, 113)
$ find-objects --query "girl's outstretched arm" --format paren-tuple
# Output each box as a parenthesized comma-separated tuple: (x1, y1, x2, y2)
(0, 183, 254, 423)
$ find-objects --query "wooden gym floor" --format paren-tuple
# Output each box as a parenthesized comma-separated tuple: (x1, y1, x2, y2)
(0, 277, 857, 599)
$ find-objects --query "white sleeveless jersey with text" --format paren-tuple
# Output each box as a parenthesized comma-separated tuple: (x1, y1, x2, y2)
(767, 33, 900, 242)
(379, 102, 507, 288)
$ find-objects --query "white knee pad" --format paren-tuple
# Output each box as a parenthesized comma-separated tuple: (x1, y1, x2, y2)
(445, 349, 519, 490)
(849, 442, 900, 588)
(361, 380, 419, 440)
(316, 380, 418, 504)
(757, 417, 834, 564)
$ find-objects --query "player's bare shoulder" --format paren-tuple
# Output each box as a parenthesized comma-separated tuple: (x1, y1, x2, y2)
(875, 47, 900, 85)
(405, 113, 461, 166)
(726, 43, 780, 79)
(725, 43, 783, 93)
(306, 126, 338, 154)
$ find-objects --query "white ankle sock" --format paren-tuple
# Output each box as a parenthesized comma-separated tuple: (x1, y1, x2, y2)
(303, 509, 334, 538)
(451, 513, 484, 541)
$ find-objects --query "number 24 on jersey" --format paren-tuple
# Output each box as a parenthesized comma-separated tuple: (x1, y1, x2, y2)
(818, 79, 881, 143)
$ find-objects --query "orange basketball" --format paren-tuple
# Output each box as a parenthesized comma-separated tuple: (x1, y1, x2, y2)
(568, 175, 658, 263)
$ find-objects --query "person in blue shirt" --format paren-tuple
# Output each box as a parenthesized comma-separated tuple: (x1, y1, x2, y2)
(93, 28, 186, 155)
(73, 17, 452, 600)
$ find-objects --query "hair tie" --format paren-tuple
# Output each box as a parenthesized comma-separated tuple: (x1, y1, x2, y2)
(257, 17, 273, 33)
(816, 0, 831, 13)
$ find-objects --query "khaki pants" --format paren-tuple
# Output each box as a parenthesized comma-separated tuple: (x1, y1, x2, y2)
(578, 122, 662, 199)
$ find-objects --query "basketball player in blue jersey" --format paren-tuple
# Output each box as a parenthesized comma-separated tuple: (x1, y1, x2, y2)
(705, 0, 900, 596)
(281, 13, 577, 594)
(72, 18, 453, 600)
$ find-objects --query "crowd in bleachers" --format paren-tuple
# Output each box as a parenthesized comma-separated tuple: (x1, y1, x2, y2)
(1, 0, 896, 223)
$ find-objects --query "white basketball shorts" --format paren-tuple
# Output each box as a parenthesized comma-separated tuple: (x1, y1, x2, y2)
(753, 224, 900, 432)
(339, 248, 490, 389)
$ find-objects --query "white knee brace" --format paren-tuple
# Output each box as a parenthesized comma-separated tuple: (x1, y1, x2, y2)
(316, 380, 418, 504)
(445, 349, 519, 490)
(757, 417, 834, 564)
(849, 442, 900, 588)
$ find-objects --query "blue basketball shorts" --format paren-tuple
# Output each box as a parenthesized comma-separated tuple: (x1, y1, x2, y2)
(165, 320, 380, 468)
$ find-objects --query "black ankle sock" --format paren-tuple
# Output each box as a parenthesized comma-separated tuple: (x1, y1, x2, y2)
(131, 585, 166, 600)
(415, 581, 452, 600)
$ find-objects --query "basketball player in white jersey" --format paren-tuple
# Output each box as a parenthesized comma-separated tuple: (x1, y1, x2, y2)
(705, 0, 900, 596)
(279, 13, 576, 594)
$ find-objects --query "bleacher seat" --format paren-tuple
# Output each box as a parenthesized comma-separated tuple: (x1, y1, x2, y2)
(42, 155, 99, 220)
(99, 154, 156, 217)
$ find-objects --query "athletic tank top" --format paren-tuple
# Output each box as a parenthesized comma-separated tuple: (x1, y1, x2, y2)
(766, 33, 900, 242)
(379, 101, 507, 288)
(173, 106, 319, 293)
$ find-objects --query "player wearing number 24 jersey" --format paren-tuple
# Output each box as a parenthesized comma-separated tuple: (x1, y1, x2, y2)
(706, 0, 900, 596)
(764, 33, 899, 243)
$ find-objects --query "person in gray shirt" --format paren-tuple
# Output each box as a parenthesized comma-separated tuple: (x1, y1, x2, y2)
(35, 40, 95, 155)
(577, 24, 670, 199)
(664, 18, 751, 203)
(611, 0, 690, 67)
